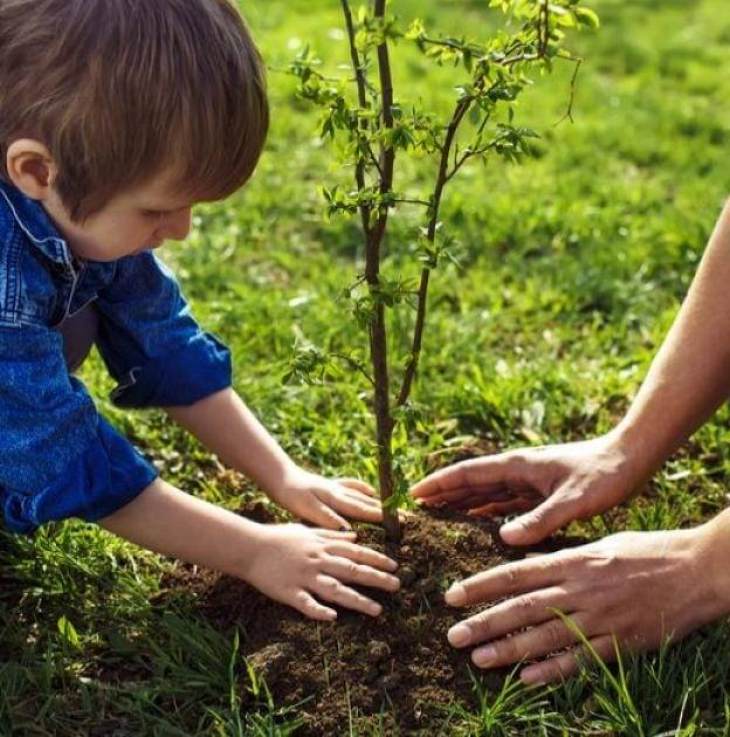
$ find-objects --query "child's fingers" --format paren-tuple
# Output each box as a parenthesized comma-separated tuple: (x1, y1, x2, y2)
(342, 495, 383, 518)
(312, 575, 383, 617)
(316, 529, 358, 541)
(324, 542, 398, 572)
(337, 478, 377, 497)
(342, 489, 381, 509)
(321, 555, 400, 592)
(324, 492, 383, 523)
(307, 502, 352, 531)
(290, 590, 337, 621)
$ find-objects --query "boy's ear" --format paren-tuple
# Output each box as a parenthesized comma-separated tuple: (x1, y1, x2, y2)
(5, 139, 59, 200)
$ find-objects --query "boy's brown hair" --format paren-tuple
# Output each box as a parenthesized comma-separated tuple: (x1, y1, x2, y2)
(0, 0, 269, 221)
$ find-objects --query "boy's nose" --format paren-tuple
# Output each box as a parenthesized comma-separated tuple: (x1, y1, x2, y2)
(162, 207, 192, 241)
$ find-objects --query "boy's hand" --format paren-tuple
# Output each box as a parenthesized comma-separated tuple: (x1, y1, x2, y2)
(243, 523, 400, 620)
(271, 467, 383, 530)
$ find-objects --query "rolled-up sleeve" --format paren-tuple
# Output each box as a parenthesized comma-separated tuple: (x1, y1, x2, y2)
(94, 253, 232, 408)
(0, 326, 158, 534)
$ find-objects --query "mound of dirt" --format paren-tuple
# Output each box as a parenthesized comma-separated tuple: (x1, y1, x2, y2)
(162, 506, 580, 736)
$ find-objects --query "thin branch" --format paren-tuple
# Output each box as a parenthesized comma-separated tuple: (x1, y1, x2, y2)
(363, 137, 384, 178)
(446, 138, 497, 183)
(341, 0, 369, 110)
(416, 36, 483, 56)
(330, 352, 376, 386)
(476, 108, 492, 137)
(341, 0, 372, 236)
(397, 13, 578, 407)
(397, 94, 473, 408)
(274, 64, 340, 84)
(375, 1, 396, 201)
(416, 36, 540, 70)
(539, 0, 550, 57)
(553, 56, 582, 126)
(393, 197, 431, 207)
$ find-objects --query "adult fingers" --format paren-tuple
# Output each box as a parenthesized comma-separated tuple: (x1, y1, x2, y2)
(447, 586, 577, 649)
(289, 589, 338, 622)
(337, 478, 377, 497)
(445, 553, 565, 607)
(410, 452, 536, 500)
(312, 575, 383, 617)
(467, 497, 538, 518)
(321, 555, 400, 592)
(469, 611, 593, 670)
(324, 541, 398, 572)
(453, 494, 503, 512)
(519, 634, 617, 685)
(417, 486, 510, 508)
(499, 486, 585, 546)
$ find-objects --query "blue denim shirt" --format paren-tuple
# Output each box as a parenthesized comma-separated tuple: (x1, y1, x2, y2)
(0, 180, 232, 534)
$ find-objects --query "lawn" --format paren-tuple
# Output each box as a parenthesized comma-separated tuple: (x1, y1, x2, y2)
(3, 0, 730, 734)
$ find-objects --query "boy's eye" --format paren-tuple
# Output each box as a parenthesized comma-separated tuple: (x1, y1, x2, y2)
(141, 209, 166, 219)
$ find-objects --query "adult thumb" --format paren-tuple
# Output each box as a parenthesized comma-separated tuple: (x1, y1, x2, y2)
(499, 491, 578, 546)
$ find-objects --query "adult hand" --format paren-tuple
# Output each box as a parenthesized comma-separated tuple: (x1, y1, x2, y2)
(411, 433, 647, 545)
(243, 523, 400, 620)
(271, 466, 383, 530)
(444, 522, 730, 684)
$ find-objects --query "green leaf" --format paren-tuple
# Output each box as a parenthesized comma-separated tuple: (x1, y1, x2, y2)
(575, 7, 600, 28)
(57, 615, 81, 649)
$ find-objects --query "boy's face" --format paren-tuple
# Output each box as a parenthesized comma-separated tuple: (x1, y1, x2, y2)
(43, 171, 195, 262)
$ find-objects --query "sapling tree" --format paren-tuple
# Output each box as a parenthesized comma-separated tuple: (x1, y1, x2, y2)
(289, 0, 597, 540)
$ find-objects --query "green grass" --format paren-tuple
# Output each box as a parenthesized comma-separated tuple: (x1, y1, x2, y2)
(4, 0, 730, 733)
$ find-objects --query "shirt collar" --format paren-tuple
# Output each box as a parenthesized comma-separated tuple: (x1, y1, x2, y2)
(0, 179, 74, 267)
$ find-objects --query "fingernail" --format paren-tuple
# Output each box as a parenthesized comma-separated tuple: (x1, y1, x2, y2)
(447, 624, 471, 647)
(472, 645, 497, 668)
(370, 604, 382, 616)
(520, 666, 548, 686)
(500, 520, 524, 541)
(445, 584, 466, 607)
(500, 519, 520, 534)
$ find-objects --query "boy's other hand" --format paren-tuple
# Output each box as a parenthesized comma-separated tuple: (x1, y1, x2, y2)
(271, 467, 383, 530)
(410, 434, 645, 546)
(242, 523, 400, 620)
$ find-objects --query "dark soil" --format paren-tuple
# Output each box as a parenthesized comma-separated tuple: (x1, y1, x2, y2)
(161, 502, 586, 736)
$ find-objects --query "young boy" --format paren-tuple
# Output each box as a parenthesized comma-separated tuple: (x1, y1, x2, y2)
(0, 0, 400, 621)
